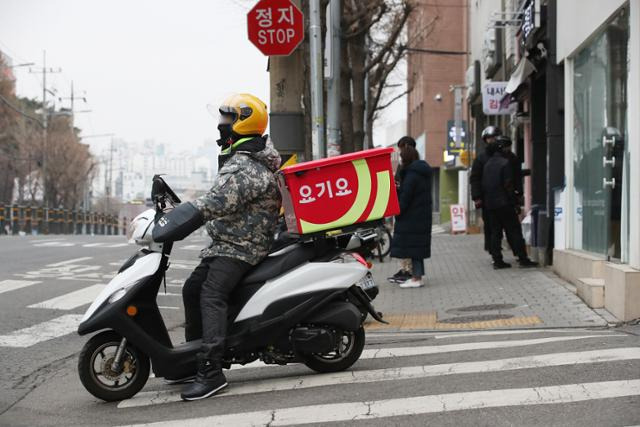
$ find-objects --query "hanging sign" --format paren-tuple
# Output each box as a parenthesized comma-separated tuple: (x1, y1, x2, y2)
(482, 81, 517, 115)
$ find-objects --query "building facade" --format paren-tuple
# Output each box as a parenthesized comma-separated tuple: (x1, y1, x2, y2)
(407, 0, 468, 223)
(553, 0, 640, 321)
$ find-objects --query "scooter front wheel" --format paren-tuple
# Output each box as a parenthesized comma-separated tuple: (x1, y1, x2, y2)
(78, 330, 150, 402)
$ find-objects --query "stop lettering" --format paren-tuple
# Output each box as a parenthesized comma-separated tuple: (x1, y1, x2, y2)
(247, 0, 304, 56)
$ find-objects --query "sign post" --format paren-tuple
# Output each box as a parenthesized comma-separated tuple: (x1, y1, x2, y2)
(247, 0, 304, 57)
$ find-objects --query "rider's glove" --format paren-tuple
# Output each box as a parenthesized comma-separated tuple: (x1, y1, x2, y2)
(152, 202, 204, 243)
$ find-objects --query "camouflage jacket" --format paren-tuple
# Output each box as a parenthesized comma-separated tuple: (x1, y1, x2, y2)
(193, 136, 282, 265)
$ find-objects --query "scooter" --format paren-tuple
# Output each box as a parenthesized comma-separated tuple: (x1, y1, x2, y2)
(77, 176, 386, 402)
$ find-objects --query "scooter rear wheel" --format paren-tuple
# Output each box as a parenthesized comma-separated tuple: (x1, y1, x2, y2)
(78, 330, 150, 402)
(301, 326, 365, 373)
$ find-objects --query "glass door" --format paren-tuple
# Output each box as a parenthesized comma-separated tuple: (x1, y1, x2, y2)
(572, 7, 629, 259)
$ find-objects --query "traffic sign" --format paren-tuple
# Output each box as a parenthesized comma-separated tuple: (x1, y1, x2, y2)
(247, 0, 304, 56)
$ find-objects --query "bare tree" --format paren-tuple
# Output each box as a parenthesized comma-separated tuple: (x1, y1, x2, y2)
(45, 115, 96, 209)
(340, 0, 415, 152)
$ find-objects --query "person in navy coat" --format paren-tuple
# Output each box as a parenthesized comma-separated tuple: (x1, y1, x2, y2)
(390, 145, 433, 288)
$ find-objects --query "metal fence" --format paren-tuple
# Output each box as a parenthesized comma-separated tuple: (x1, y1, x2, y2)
(0, 204, 128, 236)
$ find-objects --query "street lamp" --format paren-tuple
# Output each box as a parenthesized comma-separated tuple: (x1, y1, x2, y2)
(7, 62, 35, 69)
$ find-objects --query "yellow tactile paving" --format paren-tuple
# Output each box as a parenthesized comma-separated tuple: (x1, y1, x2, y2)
(364, 312, 542, 331)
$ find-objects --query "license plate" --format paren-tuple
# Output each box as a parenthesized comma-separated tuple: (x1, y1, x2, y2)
(357, 274, 376, 290)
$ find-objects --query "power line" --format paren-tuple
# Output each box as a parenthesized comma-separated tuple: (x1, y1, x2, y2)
(406, 47, 469, 55)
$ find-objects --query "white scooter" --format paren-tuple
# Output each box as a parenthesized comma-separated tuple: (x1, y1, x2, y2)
(77, 176, 386, 401)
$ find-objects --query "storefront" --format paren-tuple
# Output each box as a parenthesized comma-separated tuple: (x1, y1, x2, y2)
(554, 0, 640, 321)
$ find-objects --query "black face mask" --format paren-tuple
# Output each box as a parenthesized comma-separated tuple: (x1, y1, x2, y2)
(217, 124, 233, 147)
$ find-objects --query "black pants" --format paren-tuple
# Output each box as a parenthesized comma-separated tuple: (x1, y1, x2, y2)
(487, 206, 527, 262)
(182, 256, 252, 362)
(482, 207, 491, 252)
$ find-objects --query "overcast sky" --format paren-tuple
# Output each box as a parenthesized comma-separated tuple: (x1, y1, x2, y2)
(0, 0, 404, 154)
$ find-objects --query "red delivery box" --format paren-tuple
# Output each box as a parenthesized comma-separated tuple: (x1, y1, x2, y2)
(278, 147, 400, 234)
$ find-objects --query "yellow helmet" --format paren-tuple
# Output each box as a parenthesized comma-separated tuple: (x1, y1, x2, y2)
(218, 93, 268, 136)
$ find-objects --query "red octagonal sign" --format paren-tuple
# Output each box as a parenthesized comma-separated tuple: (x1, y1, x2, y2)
(247, 0, 304, 56)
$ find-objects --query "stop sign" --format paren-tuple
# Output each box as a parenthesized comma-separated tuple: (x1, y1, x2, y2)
(247, 0, 304, 56)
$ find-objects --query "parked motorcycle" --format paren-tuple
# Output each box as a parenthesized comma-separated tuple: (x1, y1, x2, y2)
(77, 175, 386, 401)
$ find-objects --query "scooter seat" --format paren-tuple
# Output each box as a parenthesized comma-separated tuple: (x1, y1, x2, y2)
(241, 243, 316, 285)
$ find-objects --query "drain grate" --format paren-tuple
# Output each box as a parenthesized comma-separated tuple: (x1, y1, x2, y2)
(438, 314, 515, 324)
(446, 304, 517, 314)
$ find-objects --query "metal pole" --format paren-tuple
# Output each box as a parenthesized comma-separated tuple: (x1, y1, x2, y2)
(309, 0, 325, 159)
(42, 51, 47, 209)
(326, 0, 341, 157)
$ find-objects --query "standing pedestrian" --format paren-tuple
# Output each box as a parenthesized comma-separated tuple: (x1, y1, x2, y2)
(498, 136, 524, 214)
(388, 136, 417, 284)
(390, 145, 433, 288)
(481, 139, 537, 269)
(470, 126, 502, 253)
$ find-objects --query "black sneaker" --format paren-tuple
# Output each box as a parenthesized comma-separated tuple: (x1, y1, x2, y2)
(493, 260, 511, 269)
(387, 270, 411, 283)
(180, 360, 228, 401)
(164, 374, 196, 385)
(519, 258, 538, 268)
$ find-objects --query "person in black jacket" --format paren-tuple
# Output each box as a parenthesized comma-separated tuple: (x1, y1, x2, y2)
(388, 136, 417, 284)
(482, 140, 537, 269)
(498, 136, 524, 214)
(470, 126, 502, 252)
(390, 145, 433, 288)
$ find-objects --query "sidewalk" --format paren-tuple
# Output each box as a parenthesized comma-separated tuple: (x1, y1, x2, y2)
(368, 233, 607, 331)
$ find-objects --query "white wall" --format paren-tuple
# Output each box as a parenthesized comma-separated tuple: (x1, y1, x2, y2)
(556, 0, 628, 63)
(629, 1, 640, 269)
(468, 0, 502, 82)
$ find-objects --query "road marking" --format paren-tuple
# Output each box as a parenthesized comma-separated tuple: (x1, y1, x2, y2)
(46, 257, 93, 267)
(367, 329, 608, 340)
(0, 280, 41, 295)
(0, 314, 83, 347)
(360, 335, 623, 359)
(81, 242, 105, 247)
(118, 379, 640, 426)
(27, 284, 105, 310)
(118, 347, 640, 408)
(105, 243, 129, 248)
(158, 306, 180, 310)
(33, 241, 75, 247)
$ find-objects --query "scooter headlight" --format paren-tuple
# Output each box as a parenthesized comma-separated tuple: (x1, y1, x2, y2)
(108, 288, 127, 303)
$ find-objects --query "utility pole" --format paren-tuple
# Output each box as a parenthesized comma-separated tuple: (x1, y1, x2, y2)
(59, 81, 90, 129)
(105, 138, 115, 214)
(326, 0, 341, 157)
(29, 50, 61, 209)
(309, 0, 325, 159)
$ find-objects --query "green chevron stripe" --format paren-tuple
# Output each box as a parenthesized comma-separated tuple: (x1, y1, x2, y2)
(366, 170, 391, 221)
(299, 159, 371, 233)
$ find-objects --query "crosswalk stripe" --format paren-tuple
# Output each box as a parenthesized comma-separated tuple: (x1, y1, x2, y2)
(46, 256, 93, 267)
(119, 379, 640, 426)
(0, 279, 41, 295)
(367, 329, 596, 339)
(27, 284, 105, 310)
(360, 334, 622, 359)
(0, 314, 83, 347)
(118, 347, 640, 409)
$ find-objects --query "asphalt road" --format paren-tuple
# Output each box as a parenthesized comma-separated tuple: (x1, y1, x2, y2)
(1, 234, 639, 426)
